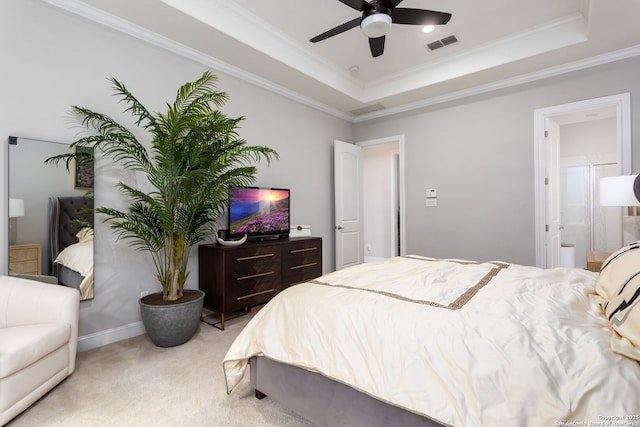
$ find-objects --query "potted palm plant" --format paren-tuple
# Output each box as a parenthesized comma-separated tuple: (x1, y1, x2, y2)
(46, 71, 278, 347)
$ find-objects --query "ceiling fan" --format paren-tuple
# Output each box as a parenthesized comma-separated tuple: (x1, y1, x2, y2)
(310, 0, 452, 58)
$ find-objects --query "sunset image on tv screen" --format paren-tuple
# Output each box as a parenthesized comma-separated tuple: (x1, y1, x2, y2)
(229, 188, 289, 235)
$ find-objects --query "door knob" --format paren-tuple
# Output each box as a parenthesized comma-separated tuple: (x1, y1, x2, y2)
(335, 225, 343, 230)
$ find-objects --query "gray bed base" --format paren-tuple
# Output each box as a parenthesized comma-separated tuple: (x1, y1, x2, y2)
(56, 264, 84, 291)
(249, 356, 447, 427)
(47, 195, 92, 290)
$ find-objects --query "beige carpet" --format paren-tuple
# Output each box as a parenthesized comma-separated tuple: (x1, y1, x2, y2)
(7, 314, 313, 427)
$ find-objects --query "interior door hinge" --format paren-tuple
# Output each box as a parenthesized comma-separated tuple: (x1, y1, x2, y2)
(545, 224, 549, 232)
(544, 130, 549, 137)
(545, 177, 549, 185)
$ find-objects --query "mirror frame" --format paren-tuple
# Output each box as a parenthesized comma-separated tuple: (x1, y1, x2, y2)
(8, 135, 95, 300)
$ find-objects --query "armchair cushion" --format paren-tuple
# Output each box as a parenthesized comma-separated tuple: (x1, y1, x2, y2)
(0, 324, 71, 378)
(0, 275, 79, 426)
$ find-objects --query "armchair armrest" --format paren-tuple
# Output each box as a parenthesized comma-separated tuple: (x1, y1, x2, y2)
(0, 275, 80, 371)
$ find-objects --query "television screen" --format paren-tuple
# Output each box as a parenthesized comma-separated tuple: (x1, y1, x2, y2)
(229, 187, 290, 238)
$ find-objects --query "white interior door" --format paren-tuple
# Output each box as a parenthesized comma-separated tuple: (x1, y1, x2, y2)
(546, 118, 561, 268)
(334, 140, 363, 270)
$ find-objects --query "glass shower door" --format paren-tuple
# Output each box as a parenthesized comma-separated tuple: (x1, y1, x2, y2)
(593, 163, 622, 252)
(560, 163, 620, 269)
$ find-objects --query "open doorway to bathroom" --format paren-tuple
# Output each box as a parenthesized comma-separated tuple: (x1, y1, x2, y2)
(534, 93, 631, 269)
(558, 116, 620, 269)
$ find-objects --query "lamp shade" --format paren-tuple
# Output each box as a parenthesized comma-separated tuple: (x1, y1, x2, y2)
(9, 198, 25, 218)
(599, 175, 640, 207)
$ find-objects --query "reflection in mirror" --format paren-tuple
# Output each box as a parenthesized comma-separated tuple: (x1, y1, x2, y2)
(8, 136, 94, 300)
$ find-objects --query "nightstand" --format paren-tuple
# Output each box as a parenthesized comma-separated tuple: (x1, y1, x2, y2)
(586, 251, 612, 273)
(9, 243, 42, 275)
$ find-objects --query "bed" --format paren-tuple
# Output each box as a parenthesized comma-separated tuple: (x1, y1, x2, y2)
(223, 251, 640, 426)
(48, 196, 94, 300)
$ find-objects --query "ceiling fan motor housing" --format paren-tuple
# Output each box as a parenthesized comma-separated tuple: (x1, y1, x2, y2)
(361, 6, 392, 38)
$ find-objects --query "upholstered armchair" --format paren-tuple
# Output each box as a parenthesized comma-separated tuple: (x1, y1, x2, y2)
(0, 275, 80, 426)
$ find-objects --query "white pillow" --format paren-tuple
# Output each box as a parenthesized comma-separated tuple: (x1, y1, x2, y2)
(603, 272, 640, 362)
(76, 227, 94, 243)
(596, 241, 640, 361)
(596, 241, 640, 300)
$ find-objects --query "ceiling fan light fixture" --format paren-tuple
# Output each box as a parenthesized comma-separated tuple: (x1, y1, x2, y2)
(360, 13, 392, 38)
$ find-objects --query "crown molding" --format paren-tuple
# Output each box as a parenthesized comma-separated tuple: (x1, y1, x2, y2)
(363, 13, 588, 102)
(354, 44, 640, 122)
(40, 0, 640, 124)
(41, 0, 354, 121)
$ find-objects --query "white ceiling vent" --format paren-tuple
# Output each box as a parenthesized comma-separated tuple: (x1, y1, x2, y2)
(426, 35, 458, 51)
(349, 103, 386, 116)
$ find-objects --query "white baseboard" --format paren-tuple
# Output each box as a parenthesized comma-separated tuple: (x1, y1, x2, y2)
(77, 321, 146, 352)
(364, 256, 385, 263)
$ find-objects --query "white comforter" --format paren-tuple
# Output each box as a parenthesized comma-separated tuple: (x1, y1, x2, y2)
(223, 256, 640, 426)
(54, 229, 94, 299)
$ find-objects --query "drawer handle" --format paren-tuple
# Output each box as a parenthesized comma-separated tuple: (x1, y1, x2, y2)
(236, 253, 274, 261)
(290, 262, 318, 270)
(237, 271, 275, 281)
(290, 247, 317, 254)
(237, 288, 275, 300)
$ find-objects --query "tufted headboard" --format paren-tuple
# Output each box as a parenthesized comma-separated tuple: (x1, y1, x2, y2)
(48, 196, 93, 274)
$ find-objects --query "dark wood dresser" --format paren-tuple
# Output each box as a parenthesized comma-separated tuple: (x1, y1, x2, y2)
(198, 236, 322, 329)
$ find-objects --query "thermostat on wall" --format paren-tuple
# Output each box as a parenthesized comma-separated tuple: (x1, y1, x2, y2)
(426, 188, 437, 207)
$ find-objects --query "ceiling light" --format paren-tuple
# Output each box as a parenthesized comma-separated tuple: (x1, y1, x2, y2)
(360, 13, 392, 38)
(422, 25, 435, 33)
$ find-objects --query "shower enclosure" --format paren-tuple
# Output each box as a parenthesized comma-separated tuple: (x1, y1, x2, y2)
(560, 162, 621, 269)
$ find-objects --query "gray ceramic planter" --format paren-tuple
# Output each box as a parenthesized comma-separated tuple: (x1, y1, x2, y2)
(139, 290, 205, 347)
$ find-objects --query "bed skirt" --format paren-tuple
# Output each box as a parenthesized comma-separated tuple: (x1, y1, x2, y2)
(249, 356, 446, 427)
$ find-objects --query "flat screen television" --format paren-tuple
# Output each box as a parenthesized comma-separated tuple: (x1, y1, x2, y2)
(228, 187, 290, 240)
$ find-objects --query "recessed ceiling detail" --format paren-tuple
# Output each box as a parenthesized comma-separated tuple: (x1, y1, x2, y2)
(44, 0, 640, 121)
(349, 103, 386, 116)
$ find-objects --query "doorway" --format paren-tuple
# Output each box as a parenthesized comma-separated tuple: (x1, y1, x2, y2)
(358, 135, 405, 263)
(361, 140, 402, 262)
(333, 135, 406, 270)
(534, 93, 631, 268)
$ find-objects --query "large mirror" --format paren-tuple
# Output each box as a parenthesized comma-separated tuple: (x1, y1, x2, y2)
(8, 136, 94, 300)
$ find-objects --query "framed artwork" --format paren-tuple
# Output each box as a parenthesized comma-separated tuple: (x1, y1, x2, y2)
(74, 146, 94, 189)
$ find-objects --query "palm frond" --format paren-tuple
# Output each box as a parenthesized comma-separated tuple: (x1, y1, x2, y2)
(46, 71, 279, 300)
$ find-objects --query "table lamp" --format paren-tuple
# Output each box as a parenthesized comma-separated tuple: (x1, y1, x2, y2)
(8, 198, 25, 245)
(599, 175, 640, 244)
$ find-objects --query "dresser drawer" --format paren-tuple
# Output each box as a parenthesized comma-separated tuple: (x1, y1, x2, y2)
(282, 239, 322, 286)
(226, 271, 281, 308)
(9, 260, 40, 275)
(225, 244, 281, 280)
(9, 244, 42, 275)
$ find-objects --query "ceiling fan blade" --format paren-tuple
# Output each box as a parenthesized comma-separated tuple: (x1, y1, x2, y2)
(392, 8, 452, 26)
(369, 36, 385, 57)
(310, 17, 361, 43)
(380, 0, 404, 9)
(338, 0, 371, 12)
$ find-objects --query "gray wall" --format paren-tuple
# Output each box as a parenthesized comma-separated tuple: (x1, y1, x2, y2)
(354, 57, 640, 265)
(0, 0, 351, 348)
(3, 0, 640, 350)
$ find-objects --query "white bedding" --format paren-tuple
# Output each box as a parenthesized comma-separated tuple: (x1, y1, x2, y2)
(54, 228, 94, 299)
(223, 256, 640, 426)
